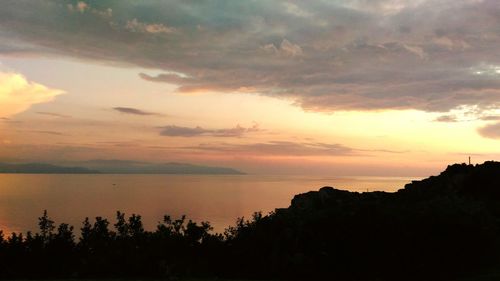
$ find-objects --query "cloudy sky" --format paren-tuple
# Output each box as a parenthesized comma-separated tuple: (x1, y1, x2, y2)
(0, 0, 499, 176)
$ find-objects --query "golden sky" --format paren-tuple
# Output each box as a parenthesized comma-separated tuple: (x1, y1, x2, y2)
(1, 0, 500, 176)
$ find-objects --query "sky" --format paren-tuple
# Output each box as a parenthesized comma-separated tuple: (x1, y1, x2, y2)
(0, 0, 500, 176)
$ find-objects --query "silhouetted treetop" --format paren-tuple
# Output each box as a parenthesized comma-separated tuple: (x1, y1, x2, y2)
(0, 161, 500, 280)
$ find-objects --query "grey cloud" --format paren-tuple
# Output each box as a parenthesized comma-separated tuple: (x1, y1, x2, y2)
(139, 73, 188, 85)
(36, 112, 72, 118)
(212, 124, 261, 137)
(67, 1, 90, 13)
(14, 130, 66, 136)
(260, 39, 303, 57)
(29, 130, 66, 136)
(434, 115, 458, 122)
(185, 141, 407, 156)
(113, 107, 163, 116)
(95, 141, 139, 147)
(358, 148, 409, 154)
(187, 141, 354, 156)
(125, 18, 176, 34)
(480, 115, 500, 121)
(0, 117, 22, 124)
(160, 124, 261, 137)
(1, 1, 500, 112)
(478, 122, 500, 139)
(160, 126, 208, 137)
(434, 112, 500, 122)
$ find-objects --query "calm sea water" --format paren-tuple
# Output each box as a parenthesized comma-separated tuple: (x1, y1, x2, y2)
(0, 174, 416, 234)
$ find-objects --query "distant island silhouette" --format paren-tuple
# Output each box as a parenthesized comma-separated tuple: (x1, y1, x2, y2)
(0, 161, 499, 280)
(0, 160, 244, 174)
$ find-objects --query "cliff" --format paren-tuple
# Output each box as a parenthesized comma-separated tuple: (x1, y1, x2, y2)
(226, 161, 500, 280)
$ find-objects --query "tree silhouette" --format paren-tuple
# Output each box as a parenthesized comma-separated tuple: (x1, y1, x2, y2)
(0, 162, 499, 280)
(38, 210, 54, 243)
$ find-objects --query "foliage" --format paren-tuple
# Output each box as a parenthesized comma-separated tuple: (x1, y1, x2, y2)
(1, 162, 500, 280)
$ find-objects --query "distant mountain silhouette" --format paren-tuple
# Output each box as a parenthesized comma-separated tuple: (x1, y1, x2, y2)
(0, 163, 98, 174)
(0, 160, 244, 174)
(75, 159, 245, 174)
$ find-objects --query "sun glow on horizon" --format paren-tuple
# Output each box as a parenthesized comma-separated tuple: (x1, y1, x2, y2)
(1, 0, 500, 176)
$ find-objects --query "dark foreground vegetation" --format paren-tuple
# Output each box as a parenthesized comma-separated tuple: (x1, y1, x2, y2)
(1, 162, 500, 280)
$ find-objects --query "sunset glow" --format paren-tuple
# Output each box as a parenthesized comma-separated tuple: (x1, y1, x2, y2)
(1, 0, 500, 176)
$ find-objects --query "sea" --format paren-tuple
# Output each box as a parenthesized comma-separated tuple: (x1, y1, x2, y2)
(0, 174, 417, 235)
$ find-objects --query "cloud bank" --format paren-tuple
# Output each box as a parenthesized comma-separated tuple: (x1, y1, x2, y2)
(0, 72, 64, 118)
(1, 1, 500, 113)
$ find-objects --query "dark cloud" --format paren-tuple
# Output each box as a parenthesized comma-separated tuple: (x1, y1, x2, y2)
(1, 1, 500, 112)
(160, 124, 261, 137)
(478, 122, 500, 139)
(36, 112, 71, 118)
(113, 107, 163, 116)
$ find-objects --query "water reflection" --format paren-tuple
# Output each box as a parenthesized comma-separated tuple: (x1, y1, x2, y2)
(0, 174, 414, 234)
